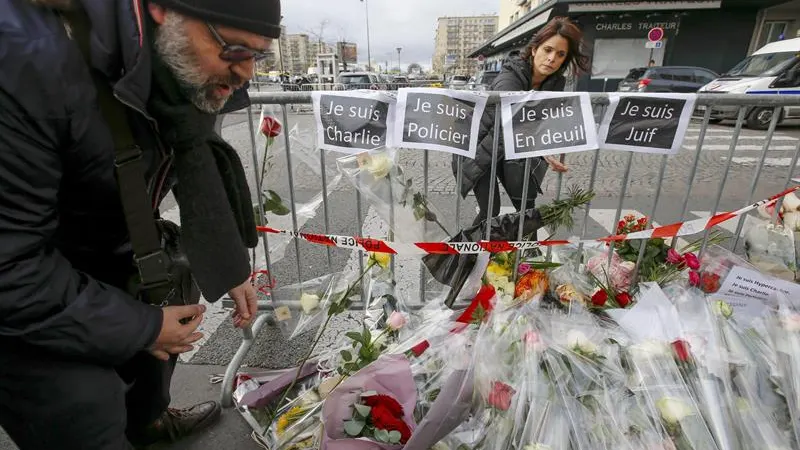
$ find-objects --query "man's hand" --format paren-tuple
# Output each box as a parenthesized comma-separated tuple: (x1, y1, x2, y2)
(150, 304, 206, 361)
(545, 155, 568, 173)
(229, 280, 258, 328)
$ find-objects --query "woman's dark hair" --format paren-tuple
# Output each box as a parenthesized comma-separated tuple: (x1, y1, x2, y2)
(523, 16, 590, 76)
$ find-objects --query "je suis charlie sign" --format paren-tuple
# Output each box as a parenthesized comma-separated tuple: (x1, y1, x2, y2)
(312, 91, 396, 154)
(501, 91, 598, 160)
(598, 93, 697, 154)
(393, 88, 489, 158)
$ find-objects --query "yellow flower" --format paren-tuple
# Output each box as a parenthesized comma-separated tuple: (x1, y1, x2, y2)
(276, 405, 307, 436)
(368, 252, 391, 269)
(486, 262, 512, 278)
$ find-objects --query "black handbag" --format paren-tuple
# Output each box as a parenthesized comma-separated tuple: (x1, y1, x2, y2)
(64, 9, 198, 308)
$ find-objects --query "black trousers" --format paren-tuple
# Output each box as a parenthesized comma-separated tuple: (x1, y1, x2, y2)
(0, 342, 176, 450)
(472, 162, 539, 227)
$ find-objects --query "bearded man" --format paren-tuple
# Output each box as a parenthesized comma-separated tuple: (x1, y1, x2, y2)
(0, 0, 280, 448)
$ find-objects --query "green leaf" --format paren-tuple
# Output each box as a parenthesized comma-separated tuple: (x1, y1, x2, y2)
(345, 332, 364, 345)
(343, 420, 365, 437)
(266, 190, 282, 203)
(361, 390, 378, 397)
(388, 430, 402, 444)
(374, 428, 390, 442)
(353, 404, 372, 418)
(361, 325, 372, 348)
(340, 350, 352, 361)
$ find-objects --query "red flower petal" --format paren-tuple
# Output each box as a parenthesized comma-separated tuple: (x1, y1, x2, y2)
(362, 394, 404, 417)
(591, 289, 608, 307)
(616, 292, 632, 308)
(408, 340, 430, 357)
(671, 339, 692, 362)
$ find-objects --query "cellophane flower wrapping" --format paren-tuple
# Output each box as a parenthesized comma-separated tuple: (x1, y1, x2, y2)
(336, 148, 449, 243)
(270, 272, 339, 340)
(716, 297, 794, 449)
(744, 222, 797, 281)
(767, 293, 800, 446)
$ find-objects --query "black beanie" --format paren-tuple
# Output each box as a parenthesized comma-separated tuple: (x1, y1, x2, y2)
(153, 0, 282, 38)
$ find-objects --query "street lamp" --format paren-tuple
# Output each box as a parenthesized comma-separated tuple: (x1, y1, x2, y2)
(360, 0, 372, 71)
(396, 47, 402, 74)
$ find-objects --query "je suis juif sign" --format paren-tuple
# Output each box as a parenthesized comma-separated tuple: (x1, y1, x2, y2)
(598, 93, 697, 154)
(312, 91, 396, 154)
(501, 91, 598, 160)
(393, 88, 488, 158)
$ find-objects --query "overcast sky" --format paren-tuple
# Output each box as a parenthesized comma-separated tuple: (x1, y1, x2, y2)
(280, 0, 498, 69)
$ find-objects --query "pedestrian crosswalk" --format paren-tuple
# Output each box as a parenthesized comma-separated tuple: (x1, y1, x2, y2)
(681, 123, 799, 153)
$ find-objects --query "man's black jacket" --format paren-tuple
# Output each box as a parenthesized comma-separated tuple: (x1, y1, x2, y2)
(0, 0, 249, 364)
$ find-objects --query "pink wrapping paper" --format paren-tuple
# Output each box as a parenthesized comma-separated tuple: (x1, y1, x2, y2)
(321, 354, 417, 450)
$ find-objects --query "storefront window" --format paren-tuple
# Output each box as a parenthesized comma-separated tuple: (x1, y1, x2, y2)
(757, 21, 789, 49)
(591, 38, 666, 79)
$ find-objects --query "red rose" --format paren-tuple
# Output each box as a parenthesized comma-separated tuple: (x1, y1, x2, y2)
(260, 115, 282, 138)
(591, 289, 608, 307)
(671, 339, 692, 363)
(700, 272, 721, 294)
(363, 394, 404, 417)
(616, 292, 632, 308)
(368, 404, 397, 430)
(408, 340, 430, 357)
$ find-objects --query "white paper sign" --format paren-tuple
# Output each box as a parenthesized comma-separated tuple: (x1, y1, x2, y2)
(501, 91, 598, 160)
(393, 88, 488, 158)
(312, 91, 396, 154)
(597, 93, 697, 154)
(718, 266, 800, 303)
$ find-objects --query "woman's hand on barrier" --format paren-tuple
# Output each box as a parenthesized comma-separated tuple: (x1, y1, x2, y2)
(229, 280, 259, 328)
(545, 155, 568, 173)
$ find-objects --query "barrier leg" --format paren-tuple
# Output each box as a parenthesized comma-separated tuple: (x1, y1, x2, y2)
(220, 313, 274, 408)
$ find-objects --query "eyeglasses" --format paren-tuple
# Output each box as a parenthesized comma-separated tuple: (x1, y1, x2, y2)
(206, 23, 269, 62)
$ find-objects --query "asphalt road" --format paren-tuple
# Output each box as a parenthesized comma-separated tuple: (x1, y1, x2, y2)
(3, 93, 800, 450)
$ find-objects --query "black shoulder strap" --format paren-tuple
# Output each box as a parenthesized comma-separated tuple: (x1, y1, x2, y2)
(62, 9, 174, 305)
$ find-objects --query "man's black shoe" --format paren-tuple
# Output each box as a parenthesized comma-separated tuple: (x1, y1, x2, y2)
(134, 401, 222, 447)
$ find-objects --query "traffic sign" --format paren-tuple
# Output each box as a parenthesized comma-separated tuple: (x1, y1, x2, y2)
(645, 41, 664, 49)
(648, 27, 664, 42)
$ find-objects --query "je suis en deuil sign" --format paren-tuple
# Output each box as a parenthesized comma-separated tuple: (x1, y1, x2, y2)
(312, 91, 396, 154)
(598, 93, 697, 155)
(501, 91, 598, 160)
(393, 88, 489, 158)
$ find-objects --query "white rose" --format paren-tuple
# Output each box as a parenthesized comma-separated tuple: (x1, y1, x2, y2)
(299, 293, 320, 314)
(566, 330, 598, 355)
(365, 154, 392, 179)
(656, 397, 694, 425)
(298, 389, 321, 406)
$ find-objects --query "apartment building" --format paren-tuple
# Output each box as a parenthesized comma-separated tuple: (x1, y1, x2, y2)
(432, 15, 498, 75)
(283, 33, 311, 75)
(499, 0, 546, 31)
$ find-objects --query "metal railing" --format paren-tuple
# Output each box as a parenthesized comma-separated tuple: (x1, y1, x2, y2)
(218, 91, 800, 406)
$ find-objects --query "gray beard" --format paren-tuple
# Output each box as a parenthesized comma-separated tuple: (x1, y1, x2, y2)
(153, 13, 229, 113)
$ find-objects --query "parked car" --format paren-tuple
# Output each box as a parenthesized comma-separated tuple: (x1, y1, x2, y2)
(337, 72, 386, 90)
(698, 37, 800, 129)
(617, 66, 719, 93)
(392, 76, 411, 89)
(469, 70, 500, 91)
(448, 75, 470, 90)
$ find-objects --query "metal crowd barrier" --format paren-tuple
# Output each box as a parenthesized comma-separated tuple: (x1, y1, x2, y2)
(218, 91, 800, 407)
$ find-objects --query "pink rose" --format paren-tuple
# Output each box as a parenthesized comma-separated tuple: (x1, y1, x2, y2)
(666, 248, 684, 266)
(487, 381, 515, 411)
(683, 252, 700, 271)
(688, 271, 701, 287)
(386, 311, 407, 330)
(517, 263, 532, 276)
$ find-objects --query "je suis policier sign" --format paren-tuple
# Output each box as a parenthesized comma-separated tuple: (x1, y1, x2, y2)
(393, 88, 488, 158)
(312, 91, 396, 154)
(598, 93, 697, 154)
(501, 91, 598, 160)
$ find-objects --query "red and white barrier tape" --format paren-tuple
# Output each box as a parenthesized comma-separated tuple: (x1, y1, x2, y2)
(255, 186, 799, 255)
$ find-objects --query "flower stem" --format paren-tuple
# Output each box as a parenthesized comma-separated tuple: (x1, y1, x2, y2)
(267, 261, 375, 427)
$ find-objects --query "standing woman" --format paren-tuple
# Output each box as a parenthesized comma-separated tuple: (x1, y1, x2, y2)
(455, 17, 590, 225)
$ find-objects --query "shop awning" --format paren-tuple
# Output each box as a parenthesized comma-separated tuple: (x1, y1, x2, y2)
(468, 0, 562, 58)
(491, 8, 555, 48)
(567, 0, 721, 12)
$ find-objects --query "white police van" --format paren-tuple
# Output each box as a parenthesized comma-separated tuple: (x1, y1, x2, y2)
(698, 37, 800, 129)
